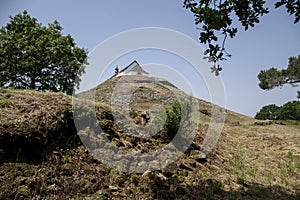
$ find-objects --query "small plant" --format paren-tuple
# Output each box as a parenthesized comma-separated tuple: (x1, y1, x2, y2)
(245, 164, 258, 178)
(160, 102, 181, 140)
(237, 172, 246, 185)
(0, 98, 11, 107)
(135, 87, 147, 93)
(100, 119, 113, 130)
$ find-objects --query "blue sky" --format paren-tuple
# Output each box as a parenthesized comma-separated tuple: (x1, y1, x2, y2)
(1, 0, 299, 117)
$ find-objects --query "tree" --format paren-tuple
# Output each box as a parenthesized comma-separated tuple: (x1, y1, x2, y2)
(255, 101, 300, 120)
(277, 100, 300, 120)
(184, 0, 300, 75)
(255, 104, 280, 120)
(0, 10, 88, 95)
(258, 54, 300, 97)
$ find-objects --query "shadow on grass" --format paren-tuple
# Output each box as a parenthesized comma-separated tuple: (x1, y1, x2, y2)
(150, 178, 299, 200)
(0, 128, 80, 164)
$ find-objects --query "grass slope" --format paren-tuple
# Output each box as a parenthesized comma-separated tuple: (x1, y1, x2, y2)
(0, 85, 299, 199)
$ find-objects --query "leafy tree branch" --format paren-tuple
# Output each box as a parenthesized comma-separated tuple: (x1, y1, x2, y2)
(184, 0, 300, 75)
(258, 54, 300, 98)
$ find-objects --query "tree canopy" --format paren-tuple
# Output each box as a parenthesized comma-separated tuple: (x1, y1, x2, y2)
(254, 104, 280, 120)
(184, 0, 300, 75)
(255, 101, 300, 120)
(0, 10, 88, 95)
(258, 54, 300, 98)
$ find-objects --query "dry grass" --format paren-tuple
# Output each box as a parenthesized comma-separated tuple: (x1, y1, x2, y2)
(0, 84, 299, 199)
(0, 89, 76, 161)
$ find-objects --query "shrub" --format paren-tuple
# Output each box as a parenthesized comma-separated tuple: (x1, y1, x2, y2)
(160, 97, 193, 140)
(160, 102, 181, 140)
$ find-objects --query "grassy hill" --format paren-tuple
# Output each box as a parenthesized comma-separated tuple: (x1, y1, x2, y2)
(0, 76, 299, 199)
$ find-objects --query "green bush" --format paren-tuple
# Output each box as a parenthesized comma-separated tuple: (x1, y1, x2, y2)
(160, 97, 192, 140)
(160, 102, 181, 140)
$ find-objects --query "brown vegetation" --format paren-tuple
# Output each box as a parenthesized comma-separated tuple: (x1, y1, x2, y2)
(0, 78, 299, 199)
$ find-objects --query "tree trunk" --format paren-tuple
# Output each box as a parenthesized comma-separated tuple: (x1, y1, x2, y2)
(30, 76, 36, 89)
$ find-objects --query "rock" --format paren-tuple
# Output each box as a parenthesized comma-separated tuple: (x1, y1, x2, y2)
(109, 185, 118, 192)
(254, 120, 274, 126)
(200, 109, 211, 116)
